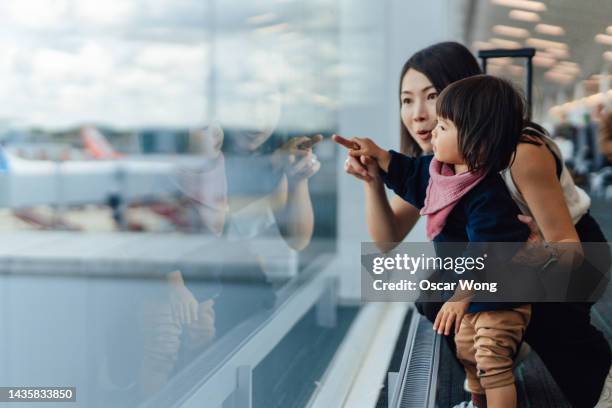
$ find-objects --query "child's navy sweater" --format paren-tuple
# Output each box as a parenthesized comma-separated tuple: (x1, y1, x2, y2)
(381, 151, 530, 312)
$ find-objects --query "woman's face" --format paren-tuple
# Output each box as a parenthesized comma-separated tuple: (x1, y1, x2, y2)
(233, 91, 282, 153)
(400, 69, 438, 153)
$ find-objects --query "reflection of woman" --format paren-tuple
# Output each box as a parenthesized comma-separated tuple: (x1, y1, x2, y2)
(220, 84, 321, 251)
(206, 86, 322, 333)
(343, 42, 610, 407)
(175, 84, 324, 328)
(137, 86, 324, 397)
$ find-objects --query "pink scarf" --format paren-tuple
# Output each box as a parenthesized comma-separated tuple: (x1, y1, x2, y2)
(420, 158, 485, 240)
(178, 154, 228, 236)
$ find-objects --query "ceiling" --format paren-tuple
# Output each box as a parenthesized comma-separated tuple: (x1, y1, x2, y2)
(465, 0, 612, 112)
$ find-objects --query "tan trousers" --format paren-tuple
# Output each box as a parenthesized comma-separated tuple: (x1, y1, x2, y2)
(455, 304, 531, 393)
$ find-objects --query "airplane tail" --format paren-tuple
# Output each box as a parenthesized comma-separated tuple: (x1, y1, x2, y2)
(80, 126, 122, 160)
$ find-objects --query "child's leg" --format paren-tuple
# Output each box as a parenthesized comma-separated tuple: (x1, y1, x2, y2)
(473, 305, 531, 408)
(484, 384, 516, 408)
(139, 300, 183, 396)
(455, 315, 486, 399)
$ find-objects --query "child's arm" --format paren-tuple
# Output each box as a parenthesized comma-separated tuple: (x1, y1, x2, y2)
(332, 135, 391, 171)
(332, 134, 432, 209)
(465, 178, 530, 243)
(343, 136, 392, 172)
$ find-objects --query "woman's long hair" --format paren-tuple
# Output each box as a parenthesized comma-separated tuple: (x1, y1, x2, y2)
(399, 42, 481, 156)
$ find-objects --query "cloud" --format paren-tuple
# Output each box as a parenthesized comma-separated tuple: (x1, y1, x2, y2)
(2, 0, 70, 29)
(0, 1, 209, 128)
(0, 0, 337, 131)
(73, 0, 135, 26)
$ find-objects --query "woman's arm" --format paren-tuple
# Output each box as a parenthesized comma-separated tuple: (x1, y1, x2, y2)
(510, 142, 579, 243)
(343, 154, 421, 250)
(271, 175, 315, 251)
(365, 179, 421, 250)
(268, 136, 322, 251)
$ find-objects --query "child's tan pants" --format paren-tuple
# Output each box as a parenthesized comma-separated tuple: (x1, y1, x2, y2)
(455, 304, 531, 393)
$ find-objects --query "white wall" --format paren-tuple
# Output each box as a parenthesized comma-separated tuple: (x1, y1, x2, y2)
(335, 0, 458, 300)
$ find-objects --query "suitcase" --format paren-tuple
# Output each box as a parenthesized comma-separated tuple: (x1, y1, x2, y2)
(478, 48, 536, 119)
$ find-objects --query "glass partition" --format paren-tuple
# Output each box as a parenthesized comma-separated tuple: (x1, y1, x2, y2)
(0, 1, 347, 406)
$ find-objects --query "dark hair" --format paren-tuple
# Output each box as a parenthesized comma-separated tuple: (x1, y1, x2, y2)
(399, 42, 482, 156)
(436, 74, 526, 175)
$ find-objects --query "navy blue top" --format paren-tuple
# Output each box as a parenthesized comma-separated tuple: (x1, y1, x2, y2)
(381, 151, 530, 312)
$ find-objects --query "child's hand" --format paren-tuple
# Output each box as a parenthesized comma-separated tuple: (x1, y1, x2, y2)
(332, 134, 391, 172)
(517, 214, 543, 243)
(167, 271, 199, 325)
(433, 299, 470, 336)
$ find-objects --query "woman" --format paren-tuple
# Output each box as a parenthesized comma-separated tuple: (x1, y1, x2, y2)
(343, 42, 610, 408)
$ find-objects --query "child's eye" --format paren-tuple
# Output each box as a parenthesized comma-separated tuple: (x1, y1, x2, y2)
(402, 98, 412, 105)
(427, 93, 438, 100)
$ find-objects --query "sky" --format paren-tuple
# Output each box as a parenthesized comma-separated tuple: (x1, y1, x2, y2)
(0, 0, 344, 129)
(0, 0, 209, 129)
(0, 0, 341, 132)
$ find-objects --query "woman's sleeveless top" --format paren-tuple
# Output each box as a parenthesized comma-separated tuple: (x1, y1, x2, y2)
(500, 132, 591, 224)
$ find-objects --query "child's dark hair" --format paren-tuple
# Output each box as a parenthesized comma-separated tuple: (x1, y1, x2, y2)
(436, 74, 526, 175)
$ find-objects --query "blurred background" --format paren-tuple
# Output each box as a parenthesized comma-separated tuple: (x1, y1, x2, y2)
(0, 0, 609, 407)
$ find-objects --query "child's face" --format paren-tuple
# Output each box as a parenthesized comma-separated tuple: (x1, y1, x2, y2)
(431, 117, 464, 165)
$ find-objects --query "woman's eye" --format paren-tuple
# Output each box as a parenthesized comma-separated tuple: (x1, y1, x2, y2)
(402, 98, 412, 105)
(427, 93, 438, 100)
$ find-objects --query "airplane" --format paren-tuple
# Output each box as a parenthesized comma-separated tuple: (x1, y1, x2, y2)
(79, 125, 223, 168)
(0, 139, 223, 231)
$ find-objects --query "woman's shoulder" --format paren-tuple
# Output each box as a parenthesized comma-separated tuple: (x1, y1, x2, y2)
(512, 139, 558, 178)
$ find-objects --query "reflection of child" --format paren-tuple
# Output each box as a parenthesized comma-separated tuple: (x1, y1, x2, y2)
(178, 123, 228, 235)
(335, 75, 531, 408)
